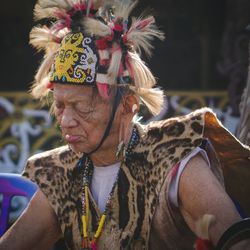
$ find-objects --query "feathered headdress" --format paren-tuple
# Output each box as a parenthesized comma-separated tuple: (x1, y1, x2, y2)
(30, 0, 165, 115)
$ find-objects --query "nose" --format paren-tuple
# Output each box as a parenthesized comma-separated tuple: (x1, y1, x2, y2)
(60, 107, 78, 128)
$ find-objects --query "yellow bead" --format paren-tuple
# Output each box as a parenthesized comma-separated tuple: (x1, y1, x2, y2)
(82, 215, 88, 237)
(85, 186, 89, 223)
(94, 214, 106, 238)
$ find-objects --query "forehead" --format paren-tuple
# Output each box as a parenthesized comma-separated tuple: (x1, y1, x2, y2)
(53, 84, 94, 102)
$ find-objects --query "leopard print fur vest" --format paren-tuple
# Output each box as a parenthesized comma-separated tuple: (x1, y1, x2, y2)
(23, 108, 250, 250)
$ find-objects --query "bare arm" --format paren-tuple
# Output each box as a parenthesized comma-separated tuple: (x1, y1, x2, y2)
(179, 154, 249, 249)
(0, 189, 62, 250)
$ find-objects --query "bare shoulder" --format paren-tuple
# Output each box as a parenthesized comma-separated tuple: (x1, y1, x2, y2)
(0, 189, 62, 250)
(178, 154, 241, 245)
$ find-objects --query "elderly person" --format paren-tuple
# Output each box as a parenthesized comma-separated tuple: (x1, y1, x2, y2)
(1, 0, 250, 250)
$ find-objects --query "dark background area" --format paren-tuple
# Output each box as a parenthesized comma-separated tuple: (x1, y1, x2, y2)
(0, 0, 250, 93)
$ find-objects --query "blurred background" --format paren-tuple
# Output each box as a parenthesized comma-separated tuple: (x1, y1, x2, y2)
(1, 0, 250, 169)
(0, 0, 250, 229)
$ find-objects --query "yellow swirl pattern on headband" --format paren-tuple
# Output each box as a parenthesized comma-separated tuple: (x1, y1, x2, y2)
(50, 32, 98, 85)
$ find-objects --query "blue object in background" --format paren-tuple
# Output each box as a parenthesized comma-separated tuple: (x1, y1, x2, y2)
(0, 173, 37, 237)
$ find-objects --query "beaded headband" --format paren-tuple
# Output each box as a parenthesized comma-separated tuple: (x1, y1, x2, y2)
(30, 0, 165, 115)
(50, 32, 98, 85)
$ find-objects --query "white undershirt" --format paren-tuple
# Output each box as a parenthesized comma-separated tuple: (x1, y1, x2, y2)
(91, 162, 120, 213)
(90, 147, 210, 212)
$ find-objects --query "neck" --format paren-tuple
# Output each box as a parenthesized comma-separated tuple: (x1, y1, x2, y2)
(90, 122, 134, 167)
(90, 150, 120, 167)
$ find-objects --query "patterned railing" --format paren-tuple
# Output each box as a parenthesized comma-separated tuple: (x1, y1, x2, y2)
(0, 91, 239, 174)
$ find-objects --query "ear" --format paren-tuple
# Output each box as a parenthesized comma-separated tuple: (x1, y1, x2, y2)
(121, 94, 139, 115)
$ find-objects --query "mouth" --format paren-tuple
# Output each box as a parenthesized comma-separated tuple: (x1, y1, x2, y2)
(64, 134, 81, 143)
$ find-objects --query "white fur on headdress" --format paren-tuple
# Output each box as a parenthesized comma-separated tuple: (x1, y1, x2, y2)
(30, 0, 165, 115)
(31, 52, 56, 99)
(127, 51, 156, 89)
(130, 86, 164, 116)
(38, 0, 71, 9)
(126, 51, 164, 115)
(127, 16, 165, 57)
(30, 26, 63, 52)
(83, 17, 111, 37)
(107, 48, 122, 85)
(34, 0, 71, 20)
(112, 0, 138, 23)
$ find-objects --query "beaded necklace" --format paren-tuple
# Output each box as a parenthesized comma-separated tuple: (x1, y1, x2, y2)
(78, 126, 140, 250)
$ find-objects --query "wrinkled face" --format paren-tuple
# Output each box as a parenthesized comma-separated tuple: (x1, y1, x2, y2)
(53, 84, 116, 153)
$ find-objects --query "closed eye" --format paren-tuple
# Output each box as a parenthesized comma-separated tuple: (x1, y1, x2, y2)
(74, 103, 94, 119)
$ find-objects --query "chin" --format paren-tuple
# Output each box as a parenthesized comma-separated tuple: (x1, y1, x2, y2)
(69, 143, 89, 154)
